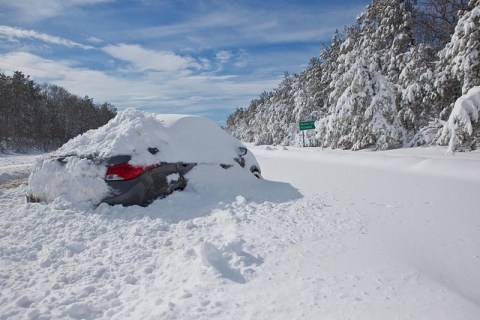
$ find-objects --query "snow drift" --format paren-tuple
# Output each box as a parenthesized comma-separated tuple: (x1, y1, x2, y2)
(1, 145, 480, 319)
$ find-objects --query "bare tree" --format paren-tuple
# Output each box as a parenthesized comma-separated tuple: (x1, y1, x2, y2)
(413, 0, 470, 49)
(0, 71, 117, 152)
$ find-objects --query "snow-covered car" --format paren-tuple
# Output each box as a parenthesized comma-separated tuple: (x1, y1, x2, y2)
(26, 109, 261, 206)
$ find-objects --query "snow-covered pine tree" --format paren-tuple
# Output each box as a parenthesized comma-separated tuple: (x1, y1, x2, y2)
(291, 58, 325, 146)
(226, 0, 471, 151)
(255, 73, 295, 145)
(226, 106, 255, 143)
(321, 46, 404, 150)
(398, 44, 437, 136)
(440, 86, 480, 152)
(226, 61, 327, 146)
(361, 0, 415, 82)
(361, 0, 428, 137)
(315, 32, 346, 145)
(319, 0, 407, 150)
(436, 0, 480, 151)
(436, 0, 480, 95)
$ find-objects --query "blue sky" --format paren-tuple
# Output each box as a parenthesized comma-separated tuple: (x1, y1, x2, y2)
(0, 0, 369, 124)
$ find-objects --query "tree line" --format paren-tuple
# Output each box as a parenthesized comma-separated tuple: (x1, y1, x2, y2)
(0, 71, 117, 152)
(226, 0, 479, 152)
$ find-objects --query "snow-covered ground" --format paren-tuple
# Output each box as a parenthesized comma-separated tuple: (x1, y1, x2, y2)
(1, 146, 479, 319)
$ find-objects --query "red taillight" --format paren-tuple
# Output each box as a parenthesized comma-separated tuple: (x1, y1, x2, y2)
(105, 163, 144, 181)
(106, 163, 161, 181)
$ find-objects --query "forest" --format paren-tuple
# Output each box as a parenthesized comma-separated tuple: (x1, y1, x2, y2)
(226, 0, 480, 152)
(0, 71, 116, 152)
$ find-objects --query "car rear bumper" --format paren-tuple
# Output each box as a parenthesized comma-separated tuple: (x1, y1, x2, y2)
(103, 162, 196, 206)
(26, 161, 196, 207)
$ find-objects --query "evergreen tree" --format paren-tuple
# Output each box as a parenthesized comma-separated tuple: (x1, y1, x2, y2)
(398, 44, 437, 136)
(225, 0, 478, 152)
(320, 0, 409, 150)
(437, 0, 480, 151)
(436, 0, 480, 95)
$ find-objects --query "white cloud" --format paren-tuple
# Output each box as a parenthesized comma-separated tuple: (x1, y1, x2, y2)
(198, 57, 212, 70)
(0, 0, 370, 124)
(128, 3, 368, 51)
(103, 43, 198, 73)
(0, 25, 93, 49)
(0, 51, 163, 103)
(0, 51, 278, 116)
(233, 49, 249, 68)
(0, 0, 113, 22)
(86, 36, 104, 44)
(0, 51, 68, 80)
(215, 50, 233, 63)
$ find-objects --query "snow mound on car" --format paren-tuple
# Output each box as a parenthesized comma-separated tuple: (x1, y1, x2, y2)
(28, 157, 110, 208)
(56, 108, 245, 165)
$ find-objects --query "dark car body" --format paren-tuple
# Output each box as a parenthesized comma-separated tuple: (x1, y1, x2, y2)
(102, 155, 196, 206)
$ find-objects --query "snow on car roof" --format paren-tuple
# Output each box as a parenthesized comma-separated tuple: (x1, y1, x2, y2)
(56, 108, 244, 165)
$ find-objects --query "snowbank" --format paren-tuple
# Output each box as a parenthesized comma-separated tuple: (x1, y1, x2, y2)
(1, 161, 301, 319)
(1, 145, 480, 319)
(28, 157, 110, 208)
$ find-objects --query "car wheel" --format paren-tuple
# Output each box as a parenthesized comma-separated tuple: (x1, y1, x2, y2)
(250, 166, 261, 179)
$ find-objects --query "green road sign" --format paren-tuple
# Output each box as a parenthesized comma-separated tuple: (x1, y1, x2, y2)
(299, 120, 315, 131)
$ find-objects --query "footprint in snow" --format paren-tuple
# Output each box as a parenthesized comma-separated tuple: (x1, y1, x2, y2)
(200, 241, 263, 284)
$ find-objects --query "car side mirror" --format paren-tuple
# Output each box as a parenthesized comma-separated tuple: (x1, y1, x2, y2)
(237, 147, 247, 156)
(148, 147, 159, 155)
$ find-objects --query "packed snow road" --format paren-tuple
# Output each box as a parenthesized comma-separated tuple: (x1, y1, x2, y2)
(1, 146, 479, 319)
